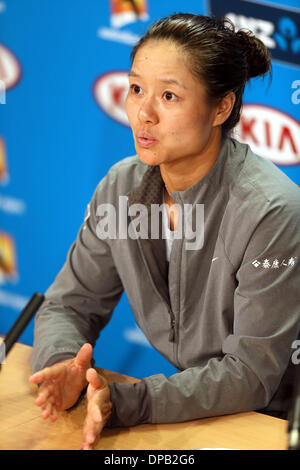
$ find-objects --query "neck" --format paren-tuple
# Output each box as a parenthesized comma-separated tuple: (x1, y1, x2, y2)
(160, 127, 223, 194)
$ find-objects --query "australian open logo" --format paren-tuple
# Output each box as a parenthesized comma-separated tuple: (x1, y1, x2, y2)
(0, 231, 18, 284)
(98, 0, 150, 46)
(209, 0, 300, 67)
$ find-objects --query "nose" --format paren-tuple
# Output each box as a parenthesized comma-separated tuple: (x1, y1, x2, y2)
(138, 96, 158, 125)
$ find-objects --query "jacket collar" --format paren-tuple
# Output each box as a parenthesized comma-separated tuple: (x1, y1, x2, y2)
(127, 164, 164, 208)
(127, 134, 232, 207)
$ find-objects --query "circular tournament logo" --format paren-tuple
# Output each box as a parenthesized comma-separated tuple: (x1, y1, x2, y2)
(93, 71, 130, 127)
(0, 43, 22, 90)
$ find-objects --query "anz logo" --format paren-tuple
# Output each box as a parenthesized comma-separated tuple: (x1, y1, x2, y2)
(274, 16, 300, 54)
(226, 13, 300, 54)
(226, 12, 276, 49)
(209, 0, 300, 67)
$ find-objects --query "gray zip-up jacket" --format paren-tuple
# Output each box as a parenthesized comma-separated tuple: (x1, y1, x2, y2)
(30, 136, 300, 426)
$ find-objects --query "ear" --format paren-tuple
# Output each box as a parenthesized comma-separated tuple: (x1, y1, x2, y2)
(212, 92, 236, 127)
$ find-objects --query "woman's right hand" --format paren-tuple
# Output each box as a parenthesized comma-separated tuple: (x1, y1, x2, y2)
(29, 343, 93, 422)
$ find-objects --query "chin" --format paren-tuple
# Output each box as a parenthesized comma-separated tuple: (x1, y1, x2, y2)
(136, 149, 164, 166)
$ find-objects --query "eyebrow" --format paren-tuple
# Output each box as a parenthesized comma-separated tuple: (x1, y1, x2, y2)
(128, 70, 187, 90)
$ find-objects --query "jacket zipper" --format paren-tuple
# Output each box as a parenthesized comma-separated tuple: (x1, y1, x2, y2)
(134, 237, 176, 342)
(128, 202, 177, 343)
(168, 317, 176, 342)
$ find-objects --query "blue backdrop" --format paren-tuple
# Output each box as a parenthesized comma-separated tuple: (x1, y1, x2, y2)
(0, 0, 299, 378)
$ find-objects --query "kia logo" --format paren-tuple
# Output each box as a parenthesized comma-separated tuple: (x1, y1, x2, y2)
(0, 44, 22, 90)
(235, 104, 300, 166)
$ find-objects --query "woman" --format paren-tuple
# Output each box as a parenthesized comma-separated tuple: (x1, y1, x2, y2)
(29, 14, 300, 450)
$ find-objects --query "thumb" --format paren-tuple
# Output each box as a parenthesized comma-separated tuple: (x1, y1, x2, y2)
(86, 368, 106, 391)
(75, 343, 93, 368)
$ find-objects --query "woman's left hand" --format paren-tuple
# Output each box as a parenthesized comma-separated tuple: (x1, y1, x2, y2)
(80, 368, 112, 450)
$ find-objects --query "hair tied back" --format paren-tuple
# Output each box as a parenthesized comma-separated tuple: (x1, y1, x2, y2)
(235, 29, 271, 80)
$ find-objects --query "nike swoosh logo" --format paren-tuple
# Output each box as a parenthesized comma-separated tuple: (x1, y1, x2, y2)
(212, 257, 219, 262)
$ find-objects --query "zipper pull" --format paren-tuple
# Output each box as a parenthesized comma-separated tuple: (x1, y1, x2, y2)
(168, 320, 175, 342)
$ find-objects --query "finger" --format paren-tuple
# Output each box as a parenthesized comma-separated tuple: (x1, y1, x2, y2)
(82, 443, 93, 451)
(82, 403, 104, 450)
(86, 387, 102, 420)
(91, 399, 102, 423)
(82, 424, 98, 450)
(37, 391, 56, 420)
(29, 368, 52, 384)
(35, 383, 54, 406)
(75, 343, 93, 369)
(87, 430, 96, 445)
(93, 408, 102, 423)
(42, 402, 53, 420)
(86, 368, 105, 390)
(29, 372, 45, 384)
(49, 408, 58, 422)
(29, 363, 62, 384)
(36, 390, 50, 407)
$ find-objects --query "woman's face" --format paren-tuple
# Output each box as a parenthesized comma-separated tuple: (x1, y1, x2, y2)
(125, 40, 219, 167)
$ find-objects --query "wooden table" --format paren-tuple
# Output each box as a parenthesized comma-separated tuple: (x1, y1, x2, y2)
(0, 341, 289, 450)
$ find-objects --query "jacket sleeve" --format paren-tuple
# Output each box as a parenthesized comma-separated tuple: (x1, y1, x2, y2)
(30, 176, 124, 373)
(106, 198, 300, 426)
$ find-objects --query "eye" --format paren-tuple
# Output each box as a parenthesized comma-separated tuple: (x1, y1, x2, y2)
(163, 91, 178, 102)
(130, 84, 143, 95)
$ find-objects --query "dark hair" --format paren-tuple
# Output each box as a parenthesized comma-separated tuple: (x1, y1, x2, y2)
(130, 13, 272, 136)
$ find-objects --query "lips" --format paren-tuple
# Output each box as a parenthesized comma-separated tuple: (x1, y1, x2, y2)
(136, 132, 158, 148)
